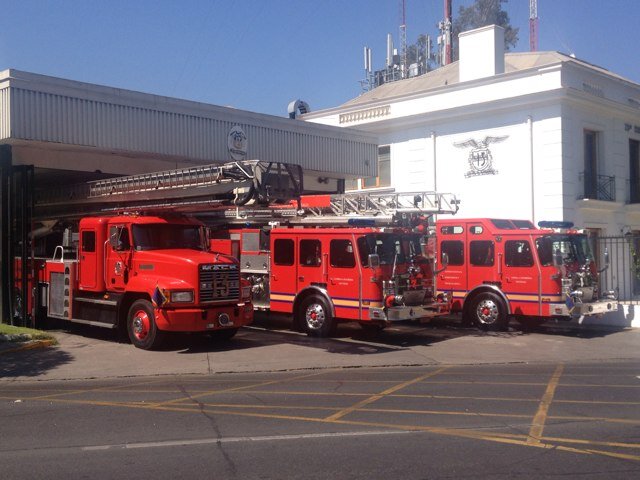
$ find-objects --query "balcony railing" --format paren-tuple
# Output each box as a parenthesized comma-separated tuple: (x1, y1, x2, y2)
(580, 172, 616, 201)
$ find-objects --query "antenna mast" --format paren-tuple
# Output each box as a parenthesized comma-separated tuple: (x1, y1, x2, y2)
(529, 0, 538, 52)
(399, 0, 407, 78)
(439, 0, 453, 66)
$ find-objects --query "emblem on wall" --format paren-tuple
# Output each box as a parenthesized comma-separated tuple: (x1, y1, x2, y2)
(228, 126, 248, 161)
(454, 135, 508, 178)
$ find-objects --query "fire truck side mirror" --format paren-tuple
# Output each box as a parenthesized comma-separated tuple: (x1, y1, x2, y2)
(368, 254, 380, 269)
(441, 252, 449, 268)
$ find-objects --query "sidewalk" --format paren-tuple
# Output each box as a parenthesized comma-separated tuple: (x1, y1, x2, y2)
(1, 317, 639, 382)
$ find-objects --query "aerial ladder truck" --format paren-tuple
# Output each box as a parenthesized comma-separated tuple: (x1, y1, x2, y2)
(208, 190, 460, 337)
(19, 160, 303, 350)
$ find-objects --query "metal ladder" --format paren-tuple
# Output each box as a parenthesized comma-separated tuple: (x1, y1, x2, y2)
(34, 160, 303, 220)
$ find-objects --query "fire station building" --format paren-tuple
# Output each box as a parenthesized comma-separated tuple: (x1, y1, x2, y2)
(302, 25, 640, 239)
(0, 70, 377, 322)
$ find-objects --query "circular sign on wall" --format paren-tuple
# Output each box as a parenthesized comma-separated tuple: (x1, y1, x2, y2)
(228, 126, 248, 161)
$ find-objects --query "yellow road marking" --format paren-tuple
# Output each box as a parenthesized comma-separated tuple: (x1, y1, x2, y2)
(13, 389, 640, 462)
(528, 364, 564, 445)
(147, 369, 335, 408)
(324, 367, 449, 422)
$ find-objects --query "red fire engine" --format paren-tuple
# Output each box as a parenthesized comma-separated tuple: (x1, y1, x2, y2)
(436, 218, 617, 330)
(209, 191, 460, 336)
(20, 160, 302, 349)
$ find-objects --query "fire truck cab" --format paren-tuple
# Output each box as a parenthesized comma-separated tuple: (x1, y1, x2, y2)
(436, 218, 617, 330)
(38, 215, 253, 349)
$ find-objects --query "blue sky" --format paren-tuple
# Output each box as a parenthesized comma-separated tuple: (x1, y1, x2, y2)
(1, 0, 638, 117)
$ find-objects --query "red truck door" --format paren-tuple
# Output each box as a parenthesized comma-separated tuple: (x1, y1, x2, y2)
(502, 235, 540, 316)
(269, 236, 297, 313)
(466, 224, 500, 289)
(326, 235, 361, 320)
(105, 224, 132, 291)
(78, 227, 98, 290)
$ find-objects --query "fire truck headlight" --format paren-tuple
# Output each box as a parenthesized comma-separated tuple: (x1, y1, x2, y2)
(170, 290, 194, 303)
(241, 286, 252, 300)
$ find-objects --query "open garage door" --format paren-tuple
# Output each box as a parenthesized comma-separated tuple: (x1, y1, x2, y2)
(1, 145, 34, 327)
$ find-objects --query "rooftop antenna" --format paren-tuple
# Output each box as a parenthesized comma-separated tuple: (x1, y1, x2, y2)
(529, 0, 539, 52)
(439, 0, 453, 66)
(399, 0, 407, 78)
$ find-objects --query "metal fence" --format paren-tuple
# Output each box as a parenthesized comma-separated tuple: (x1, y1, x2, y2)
(598, 235, 640, 303)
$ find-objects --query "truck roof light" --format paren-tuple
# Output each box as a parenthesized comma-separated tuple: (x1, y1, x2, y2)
(538, 221, 574, 229)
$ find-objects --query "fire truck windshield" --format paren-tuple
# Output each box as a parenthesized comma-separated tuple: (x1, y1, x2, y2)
(535, 234, 593, 266)
(357, 233, 422, 266)
(132, 224, 204, 251)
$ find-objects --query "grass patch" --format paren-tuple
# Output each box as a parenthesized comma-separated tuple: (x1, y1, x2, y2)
(0, 323, 58, 344)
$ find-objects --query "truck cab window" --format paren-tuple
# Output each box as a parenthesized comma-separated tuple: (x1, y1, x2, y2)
(81, 231, 96, 253)
(109, 226, 130, 251)
(330, 239, 355, 268)
(440, 240, 464, 265)
(470, 240, 494, 266)
(274, 239, 294, 266)
(505, 240, 534, 267)
(300, 239, 321, 266)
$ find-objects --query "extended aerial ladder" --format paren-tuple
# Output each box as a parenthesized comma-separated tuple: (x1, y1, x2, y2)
(200, 190, 460, 226)
(34, 160, 304, 221)
(34, 157, 458, 227)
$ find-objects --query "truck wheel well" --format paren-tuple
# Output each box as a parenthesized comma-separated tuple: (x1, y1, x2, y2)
(292, 289, 333, 330)
(119, 293, 151, 331)
(463, 287, 510, 318)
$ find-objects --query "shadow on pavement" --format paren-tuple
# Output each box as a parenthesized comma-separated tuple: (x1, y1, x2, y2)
(25, 311, 632, 357)
(0, 347, 74, 379)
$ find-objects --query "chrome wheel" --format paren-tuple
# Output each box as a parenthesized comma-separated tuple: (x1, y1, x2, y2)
(475, 298, 499, 325)
(305, 302, 326, 331)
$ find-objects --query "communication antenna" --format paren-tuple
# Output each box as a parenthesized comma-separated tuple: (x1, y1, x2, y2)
(399, 0, 407, 78)
(438, 0, 453, 66)
(529, 0, 539, 52)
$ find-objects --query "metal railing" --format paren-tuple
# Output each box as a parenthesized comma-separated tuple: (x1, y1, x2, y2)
(597, 235, 640, 302)
(580, 172, 616, 201)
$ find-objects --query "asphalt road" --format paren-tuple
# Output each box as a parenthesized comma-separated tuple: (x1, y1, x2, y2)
(1, 361, 639, 479)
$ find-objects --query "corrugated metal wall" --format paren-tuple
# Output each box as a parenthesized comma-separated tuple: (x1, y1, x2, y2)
(1, 70, 376, 177)
(0, 86, 9, 139)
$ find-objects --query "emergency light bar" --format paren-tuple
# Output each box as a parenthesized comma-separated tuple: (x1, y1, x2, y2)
(538, 221, 575, 229)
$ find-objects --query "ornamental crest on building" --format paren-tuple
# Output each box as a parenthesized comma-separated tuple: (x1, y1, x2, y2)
(454, 135, 508, 178)
(228, 126, 248, 161)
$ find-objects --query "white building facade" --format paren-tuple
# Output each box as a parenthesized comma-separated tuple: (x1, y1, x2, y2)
(302, 26, 640, 237)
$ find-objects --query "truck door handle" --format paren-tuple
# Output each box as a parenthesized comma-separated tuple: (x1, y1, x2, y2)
(298, 276, 304, 281)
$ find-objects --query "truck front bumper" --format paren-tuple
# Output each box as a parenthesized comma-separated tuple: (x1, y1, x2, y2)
(156, 302, 253, 332)
(550, 300, 616, 317)
(369, 304, 448, 322)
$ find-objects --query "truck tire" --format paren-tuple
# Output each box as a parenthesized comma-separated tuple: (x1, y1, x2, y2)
(468, 292, 509, 331)
(209, 328, 239, 341)
(127, 299, 165, 350)
(298, 295, 336, 337)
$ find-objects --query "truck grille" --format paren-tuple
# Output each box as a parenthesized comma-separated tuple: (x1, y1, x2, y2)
(199, 264, 240, 303)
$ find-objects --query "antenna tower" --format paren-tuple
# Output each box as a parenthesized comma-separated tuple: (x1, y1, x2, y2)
(399, 0, 407, 78)
(439, 0, 453, 66)
(529, 0, 538, 52)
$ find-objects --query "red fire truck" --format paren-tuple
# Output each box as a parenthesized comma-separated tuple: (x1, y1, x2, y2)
(19, 160, 303, 349)
(436, 218, 617, 330)
(209, 191, 460, 336)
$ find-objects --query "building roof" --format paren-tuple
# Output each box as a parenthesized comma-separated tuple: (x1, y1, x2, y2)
(340, 51, 635, 108)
